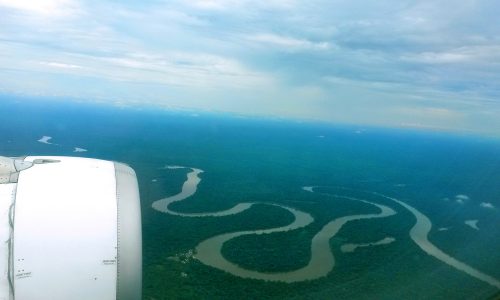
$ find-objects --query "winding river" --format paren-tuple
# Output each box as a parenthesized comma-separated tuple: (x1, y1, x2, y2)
(374, 192, 500, 289)
(152, 167, 500, 288)
(152, 167, 255, 217)
(195, 197, 394, 282)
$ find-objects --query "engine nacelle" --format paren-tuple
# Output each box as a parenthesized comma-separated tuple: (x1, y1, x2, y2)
(0, 156, 142, 300)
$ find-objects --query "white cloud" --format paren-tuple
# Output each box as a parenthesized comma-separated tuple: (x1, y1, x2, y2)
(37, 136, 54, 144)
(401, 52, 470, 64)
(401, 46, 500, 64)
(480, 202, 495, 209)
(0, 0, 81, 18)
(1, 0, 500, 134)
(186, 0, 297, 11)
(454, 194, 470, 205)
(40, 61, 84, 70)
(464, 219, 479, 230)
(1, 35, 273, 89)
(247, 33, 331, 51)
(188, 0, 236, 10)
(397, 107, 462, 119)
(92, 51, 274, 89)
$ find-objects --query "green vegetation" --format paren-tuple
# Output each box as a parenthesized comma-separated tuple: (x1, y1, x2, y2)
(4, 100, 498, 299)
(221, 228, 311, 272)
(142, 177, 498, 299)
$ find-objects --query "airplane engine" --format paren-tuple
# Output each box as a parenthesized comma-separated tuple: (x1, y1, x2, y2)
(0, 156, 142, 300)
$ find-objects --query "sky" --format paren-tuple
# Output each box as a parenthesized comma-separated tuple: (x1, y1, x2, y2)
(0, 0, 499, 134)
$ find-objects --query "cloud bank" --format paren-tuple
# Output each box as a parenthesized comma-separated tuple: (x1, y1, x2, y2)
(480, 202, 495, 209)
(1, 0, 499, 134)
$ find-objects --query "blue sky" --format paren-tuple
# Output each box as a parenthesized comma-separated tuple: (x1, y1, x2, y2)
(0, 0, 499, 134)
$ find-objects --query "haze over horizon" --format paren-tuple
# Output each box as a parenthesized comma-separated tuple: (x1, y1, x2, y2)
(1, 0, 499, 134)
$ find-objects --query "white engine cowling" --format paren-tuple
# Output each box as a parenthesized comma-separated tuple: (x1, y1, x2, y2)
(0, 156, 142, 300)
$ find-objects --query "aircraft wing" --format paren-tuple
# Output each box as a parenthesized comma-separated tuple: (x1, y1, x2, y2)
(0, 156, 142, 300)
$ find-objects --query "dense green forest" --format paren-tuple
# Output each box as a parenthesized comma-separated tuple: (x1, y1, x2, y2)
(140, 170, 498, 299)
